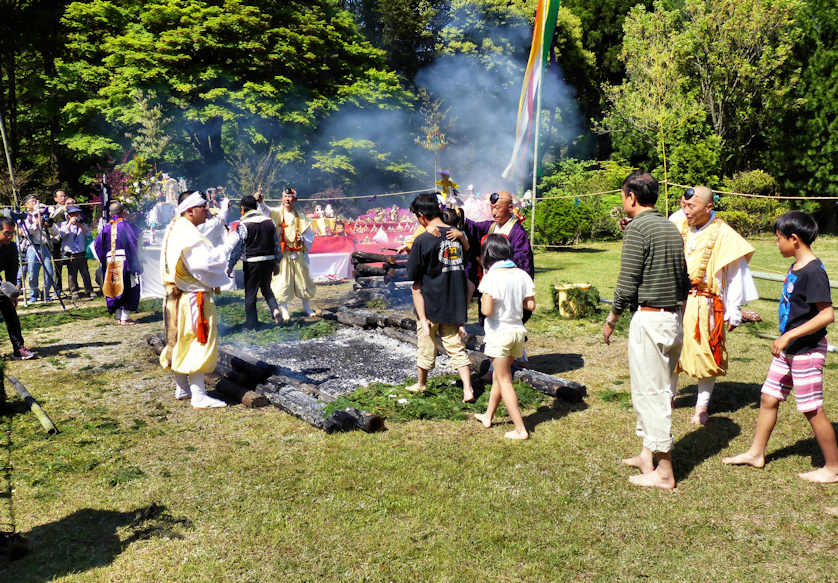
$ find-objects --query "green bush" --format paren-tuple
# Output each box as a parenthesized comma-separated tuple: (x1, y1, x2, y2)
(533, 158, 632, 245)
(717, 170, 788, 236)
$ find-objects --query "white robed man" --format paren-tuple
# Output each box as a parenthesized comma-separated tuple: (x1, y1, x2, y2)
(255, 187, 316, 321)
(673, 186, 759, 424)
(159, 191, 231, 408)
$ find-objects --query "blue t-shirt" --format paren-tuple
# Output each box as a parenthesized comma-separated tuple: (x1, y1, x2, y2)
(778, 258, 831, 354)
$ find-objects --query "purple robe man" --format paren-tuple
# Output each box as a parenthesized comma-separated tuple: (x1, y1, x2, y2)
(465, 190, 533, 278)
(94, 201, 141, 325)
(464, 190, 534, 325)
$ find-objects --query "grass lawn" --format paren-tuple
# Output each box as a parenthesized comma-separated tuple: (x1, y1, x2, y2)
(0, 237, 836, 581)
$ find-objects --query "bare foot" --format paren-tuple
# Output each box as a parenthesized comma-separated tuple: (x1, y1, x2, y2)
(798, 467, 838, 483)
(462, 389, 475, 403)
(473, 413, 492, 428)
(690, 410, 709, 425)
(504, 429, 529, 440)
(722, 451, 765, 468)
(405, 383, 425, 393)
(628, 469, 675, 490)
(622, 451, 654, 474)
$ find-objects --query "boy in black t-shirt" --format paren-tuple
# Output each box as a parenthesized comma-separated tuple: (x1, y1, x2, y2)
(405, 193, 474, 402)
(724, 211, 838, 483)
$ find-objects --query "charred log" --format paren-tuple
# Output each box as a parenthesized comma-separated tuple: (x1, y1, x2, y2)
(467, 350, 492, 377)
(217, 346, 275, 383)
(353, 264, 393, 277)
(336, 307, 381, 328)
(351, 251, 402, 265)
(512, 369, 587, 402)
(340, 407, 385, 433)
(354, 276, 392, 289)
(260, 384, 331, 430)
(214, 378, 270, 408)
(381, 326, 417, 346)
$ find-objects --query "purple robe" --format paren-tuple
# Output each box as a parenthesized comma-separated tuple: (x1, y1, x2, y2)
(465, 218, 534, 278)
(94, 218, 141, 313)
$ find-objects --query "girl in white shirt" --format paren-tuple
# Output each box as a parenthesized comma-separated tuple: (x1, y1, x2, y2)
(473, 234, 536, 439)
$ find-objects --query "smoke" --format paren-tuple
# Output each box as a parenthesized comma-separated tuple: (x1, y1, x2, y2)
(152, 13, 587, 206)
(304, 16, 586, 201)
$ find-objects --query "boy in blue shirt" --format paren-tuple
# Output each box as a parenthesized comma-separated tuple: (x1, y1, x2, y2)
(724, 211, 838, 483)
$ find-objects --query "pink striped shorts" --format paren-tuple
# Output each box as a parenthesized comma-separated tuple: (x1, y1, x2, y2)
(761, 339, 827, 412)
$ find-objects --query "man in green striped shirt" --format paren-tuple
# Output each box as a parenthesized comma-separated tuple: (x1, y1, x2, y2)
(603, 171, 689, 490)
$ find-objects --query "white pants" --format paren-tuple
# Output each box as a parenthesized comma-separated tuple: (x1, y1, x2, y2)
(628, 310, 684, 453)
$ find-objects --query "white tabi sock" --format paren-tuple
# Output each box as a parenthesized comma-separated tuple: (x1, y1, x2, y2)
(696, 377, 716, 409)
(174, 373, 191, 400)
(189, 373, 226, 409)
(279, 302, 290, 321)
(302, 300, 316, 316)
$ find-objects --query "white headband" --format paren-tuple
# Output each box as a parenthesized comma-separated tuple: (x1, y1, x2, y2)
(177, 191, 206, 215)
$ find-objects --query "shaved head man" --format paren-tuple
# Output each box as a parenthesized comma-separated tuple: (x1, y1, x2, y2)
(672, 185, 759, 424)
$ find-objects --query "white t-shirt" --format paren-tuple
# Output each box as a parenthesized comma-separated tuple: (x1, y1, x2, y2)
(478, 264, 535, 335)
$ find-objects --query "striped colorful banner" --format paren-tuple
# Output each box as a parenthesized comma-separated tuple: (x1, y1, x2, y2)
(502, 0, 561, 179)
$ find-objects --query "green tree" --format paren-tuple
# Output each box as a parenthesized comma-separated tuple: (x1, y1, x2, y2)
(55, 0, 409, 189)
(765, 0, 838, 199)
(600, 2, 706, 204)
(679, 0, 803, 171)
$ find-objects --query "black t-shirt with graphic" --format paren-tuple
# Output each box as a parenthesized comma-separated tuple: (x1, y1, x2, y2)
(778, 258, 832, 354)
(406, 227, 467, 325)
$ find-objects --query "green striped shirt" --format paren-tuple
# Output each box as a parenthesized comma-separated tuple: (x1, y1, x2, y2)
(612, 209, 689, 315)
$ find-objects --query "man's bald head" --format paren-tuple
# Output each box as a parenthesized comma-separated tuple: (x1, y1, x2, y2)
(490, 190, 514, 224)
(692, 186, 714, 206)
(684, 185, 715, 228)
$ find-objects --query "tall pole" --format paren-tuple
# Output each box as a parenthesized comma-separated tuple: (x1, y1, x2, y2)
(0, 110, 18, 209)
(529, 59, 544, 245)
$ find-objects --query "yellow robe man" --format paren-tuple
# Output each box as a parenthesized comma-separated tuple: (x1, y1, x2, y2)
(258, 189, 316, 319)
(159, 195, 231, 408)
(674, 214, 755, 378)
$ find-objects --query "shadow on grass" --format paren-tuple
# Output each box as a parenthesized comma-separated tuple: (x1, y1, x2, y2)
(29, 341, 120, 358)
(673, 416, 740, 482)
(674, 382, 762, 415)
(0, 504, 192, 582)
(524, 399, 588, 434)
(764, 423, 838, 468)
(525, 353, 584, 375)
(133, 311, 162, 324)
(535, 246, 606, 255)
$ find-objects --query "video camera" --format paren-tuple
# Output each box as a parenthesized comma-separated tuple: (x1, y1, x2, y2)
(4, 204, 51, 225)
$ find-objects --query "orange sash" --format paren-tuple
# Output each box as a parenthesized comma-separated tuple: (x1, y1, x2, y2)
(692, 289, 725, 367)
(195, 291, 209, 344)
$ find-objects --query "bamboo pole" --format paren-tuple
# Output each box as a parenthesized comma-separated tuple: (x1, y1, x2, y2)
(6, 376, 58, 435)
(0, 111, 18, 210)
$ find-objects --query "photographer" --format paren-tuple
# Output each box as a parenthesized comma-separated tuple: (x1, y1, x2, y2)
(0, 218, 34, 359)
(21, 195, 58, 303)
(57, 206, 94, 298)
(48, 190, 70, 297)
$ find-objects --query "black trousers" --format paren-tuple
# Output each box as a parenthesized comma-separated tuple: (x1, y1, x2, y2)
(0, 295, 23, 355)
(66, 252, 93, 294)
(243, 260, 279, 328)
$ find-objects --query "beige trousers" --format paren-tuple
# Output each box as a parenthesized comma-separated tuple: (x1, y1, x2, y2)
(628, 310, 683, 453)
(416, 322, 471, 371)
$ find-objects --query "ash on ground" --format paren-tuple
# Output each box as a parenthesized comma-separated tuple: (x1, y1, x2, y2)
(228, 327, 452, 399)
